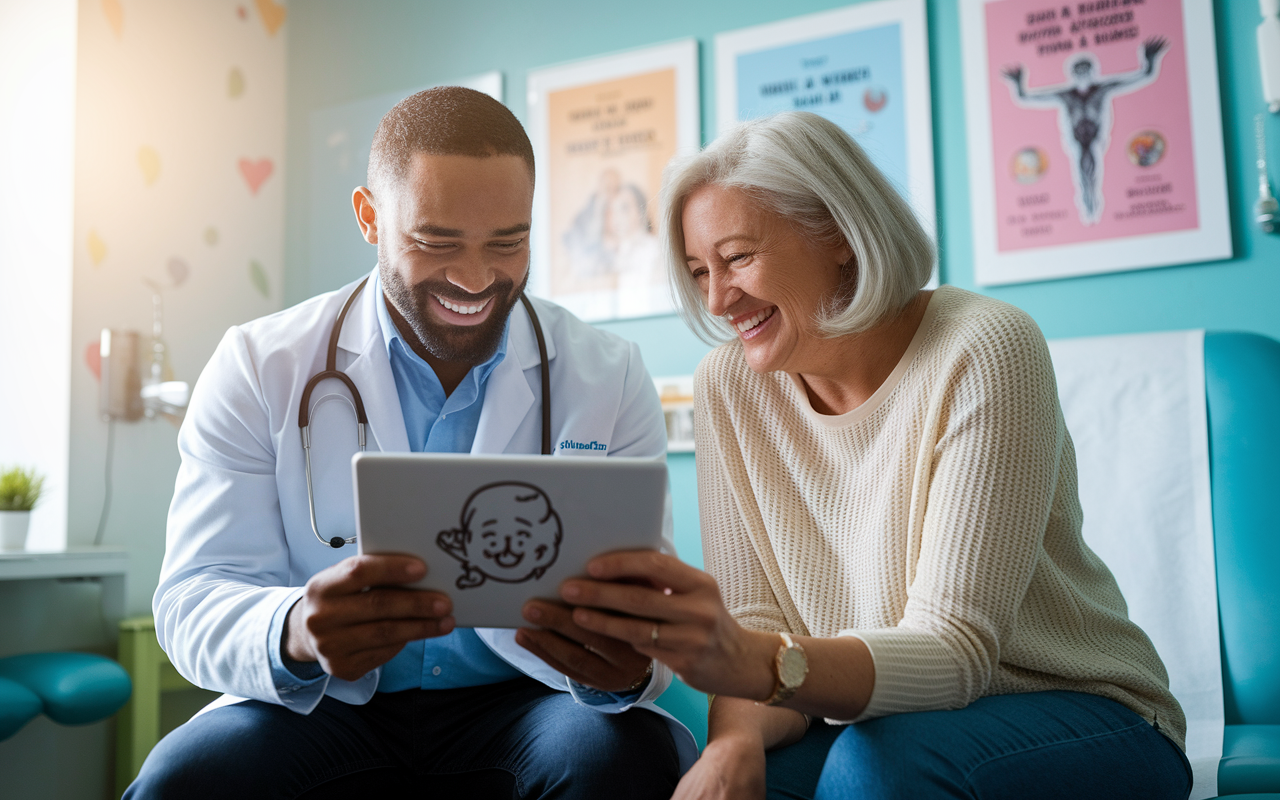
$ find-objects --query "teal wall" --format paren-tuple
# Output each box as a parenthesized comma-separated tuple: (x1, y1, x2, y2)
(285, 0, 1280, 564)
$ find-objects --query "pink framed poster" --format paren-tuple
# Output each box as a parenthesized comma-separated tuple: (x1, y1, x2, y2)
(961, 0, 1230, 285)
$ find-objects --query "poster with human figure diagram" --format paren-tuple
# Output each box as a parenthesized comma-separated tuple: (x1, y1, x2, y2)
(961, 0, 1230, 285)
(527, 41, 700, 321)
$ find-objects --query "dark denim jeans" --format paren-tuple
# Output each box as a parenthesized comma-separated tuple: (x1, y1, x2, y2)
(125, 677, 679, 799)
(765, 690, 1192, 800)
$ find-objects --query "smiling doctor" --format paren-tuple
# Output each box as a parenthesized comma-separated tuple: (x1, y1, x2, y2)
(129, 88, 693, 799)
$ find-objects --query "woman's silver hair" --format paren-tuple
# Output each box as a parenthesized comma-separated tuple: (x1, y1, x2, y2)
(658, 111, 935, 343)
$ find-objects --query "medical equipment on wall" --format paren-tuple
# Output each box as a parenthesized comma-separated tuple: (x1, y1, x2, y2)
(299, 278, 553, 548)
(1261, 0, 1280, 113)
(139, 280, 190, 420)
(95, 281, 191, 545)
(98, 329, 143, 421)
(1256, 114, 1279, 234)
(97, 281, 190, 423)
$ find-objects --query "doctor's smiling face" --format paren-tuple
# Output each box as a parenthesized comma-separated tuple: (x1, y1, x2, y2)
(354, 151, 533, 381)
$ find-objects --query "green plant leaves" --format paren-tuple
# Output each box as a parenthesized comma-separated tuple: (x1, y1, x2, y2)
(0, 467, 44, 512)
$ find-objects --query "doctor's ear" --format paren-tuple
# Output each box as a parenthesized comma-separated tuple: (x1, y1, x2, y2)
(352, 187, 379, 245)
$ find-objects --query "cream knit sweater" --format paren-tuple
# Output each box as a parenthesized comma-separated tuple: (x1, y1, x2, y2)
(694, 286, 1185, 748)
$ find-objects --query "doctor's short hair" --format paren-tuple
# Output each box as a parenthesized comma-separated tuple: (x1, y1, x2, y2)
(367, 86, 535, 199)
(658, 112, 935, 343)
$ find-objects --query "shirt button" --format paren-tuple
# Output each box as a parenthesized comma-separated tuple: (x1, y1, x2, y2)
(432, 666, 442, 676)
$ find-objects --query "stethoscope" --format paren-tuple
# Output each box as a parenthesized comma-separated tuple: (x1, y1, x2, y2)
(298, 276, 553, 548)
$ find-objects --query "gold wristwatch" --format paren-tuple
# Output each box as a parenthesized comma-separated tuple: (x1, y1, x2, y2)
(764, 632, 808, 706)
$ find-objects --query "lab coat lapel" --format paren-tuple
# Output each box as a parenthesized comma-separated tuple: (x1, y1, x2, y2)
(472, 299, 554, 455)
(335, 275, 410, 454)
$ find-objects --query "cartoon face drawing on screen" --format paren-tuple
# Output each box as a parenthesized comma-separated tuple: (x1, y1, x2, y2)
(436, 482, 563, 590)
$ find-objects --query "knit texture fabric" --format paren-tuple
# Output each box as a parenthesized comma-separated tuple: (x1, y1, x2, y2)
(694, 286, 1185, 749)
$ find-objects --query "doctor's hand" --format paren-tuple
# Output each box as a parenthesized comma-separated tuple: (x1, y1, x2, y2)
(517, 597, 654, 694)
(284, 554, 454, 682)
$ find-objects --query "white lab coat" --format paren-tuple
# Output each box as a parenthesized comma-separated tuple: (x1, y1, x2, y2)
(155, 270, 697, 772)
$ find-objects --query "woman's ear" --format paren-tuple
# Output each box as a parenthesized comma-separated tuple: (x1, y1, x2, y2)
(352, 187, 379, 245)
(836, 241, 855, 270)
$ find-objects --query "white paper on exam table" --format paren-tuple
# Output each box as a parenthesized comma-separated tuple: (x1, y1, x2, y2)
(1049, 330, 1219, 800)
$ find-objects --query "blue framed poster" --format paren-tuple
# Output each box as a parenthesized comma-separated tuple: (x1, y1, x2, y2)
(716, 1, 936, 253)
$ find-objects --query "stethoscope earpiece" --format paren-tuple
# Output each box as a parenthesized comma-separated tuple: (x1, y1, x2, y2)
(329, 537, 346, 549)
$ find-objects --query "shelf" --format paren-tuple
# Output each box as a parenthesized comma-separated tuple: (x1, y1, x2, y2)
(0, 547, 129, 621)
(0, 546, 129, 581)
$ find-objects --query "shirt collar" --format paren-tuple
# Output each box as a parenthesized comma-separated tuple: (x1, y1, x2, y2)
(372, 271, 510, 386)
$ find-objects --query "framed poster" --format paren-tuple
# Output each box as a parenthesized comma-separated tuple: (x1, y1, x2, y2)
(715, 0, 937, 245)
(961, 0, 1230, 285)
(527, 41, 700, 322)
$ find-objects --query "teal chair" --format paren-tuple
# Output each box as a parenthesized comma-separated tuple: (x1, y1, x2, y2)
(0, 652, 132, 741)
(0, 676, 42, 740)
(648, 333, 1280, 798)
(1206, 333, 1280, 798)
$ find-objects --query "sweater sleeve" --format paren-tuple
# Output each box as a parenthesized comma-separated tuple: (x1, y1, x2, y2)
(695, 353, 791, 635)
(836, 311, 1066, 723)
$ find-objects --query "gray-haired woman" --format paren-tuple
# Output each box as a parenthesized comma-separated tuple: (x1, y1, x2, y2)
(538, 112, 1192, 799)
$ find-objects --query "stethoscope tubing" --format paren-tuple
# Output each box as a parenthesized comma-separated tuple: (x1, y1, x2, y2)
(298, 277, 551, 548)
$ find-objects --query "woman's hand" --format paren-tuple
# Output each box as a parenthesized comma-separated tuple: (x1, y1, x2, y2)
(672, 735, 767, 800)
(558, 550, 777, 700)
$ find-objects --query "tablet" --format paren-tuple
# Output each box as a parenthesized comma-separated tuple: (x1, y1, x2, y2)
(353, 453, 668, 628)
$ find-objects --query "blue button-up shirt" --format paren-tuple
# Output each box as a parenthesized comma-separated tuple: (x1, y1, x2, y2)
(268, 274, 519, 693)
(371, 275, 523, 692)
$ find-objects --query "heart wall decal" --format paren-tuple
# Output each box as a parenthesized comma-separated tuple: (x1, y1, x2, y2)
(84, 341, 102, 382)
(138, 146, 161, 186)
(88, 230, 107, 266)
(167, 257, 190, 287)
(255, 0, 287, 36)
(238, 158, 274, 195)
(249, 260, 270, 298)
(102, 0, 123, 39)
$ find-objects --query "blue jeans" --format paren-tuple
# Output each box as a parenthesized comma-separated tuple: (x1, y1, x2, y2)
(765, 691, 1192, 800)
(125, 677, 679, 799)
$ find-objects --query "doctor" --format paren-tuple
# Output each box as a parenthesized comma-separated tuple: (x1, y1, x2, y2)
(129, 87, 694, 798)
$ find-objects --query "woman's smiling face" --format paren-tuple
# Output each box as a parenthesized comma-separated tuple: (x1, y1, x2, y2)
(682, 183, 851, 375)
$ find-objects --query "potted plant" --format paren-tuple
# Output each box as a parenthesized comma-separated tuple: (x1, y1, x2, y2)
(0, 466, 44, 550)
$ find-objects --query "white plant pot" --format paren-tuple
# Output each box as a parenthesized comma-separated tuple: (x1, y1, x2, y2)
(0, 511, 32, 550)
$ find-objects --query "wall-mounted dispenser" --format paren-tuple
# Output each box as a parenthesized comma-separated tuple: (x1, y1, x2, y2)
(98, 329, 143, 421)
(1262, 0, 1280, 112)
(97, 281, 190, 423)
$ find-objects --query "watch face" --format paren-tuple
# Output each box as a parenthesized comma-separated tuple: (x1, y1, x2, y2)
(779, 648, 807, 687)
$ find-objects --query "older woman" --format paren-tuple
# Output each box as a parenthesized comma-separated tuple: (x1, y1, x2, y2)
(529, 112, 1191, 800)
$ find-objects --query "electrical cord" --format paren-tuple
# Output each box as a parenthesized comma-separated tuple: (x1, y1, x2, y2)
(94, 418, 115, 546)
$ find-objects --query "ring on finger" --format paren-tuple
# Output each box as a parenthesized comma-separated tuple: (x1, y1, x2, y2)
(651, 623, 660, 647)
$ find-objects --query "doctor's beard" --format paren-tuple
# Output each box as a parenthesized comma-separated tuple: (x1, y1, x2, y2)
(379, 252, 529, 366)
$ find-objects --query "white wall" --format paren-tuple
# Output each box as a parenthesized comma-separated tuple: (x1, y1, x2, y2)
(0, 0, 77, 549)
(69, 0, 287, 616)
(0, 1, 287, 795)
